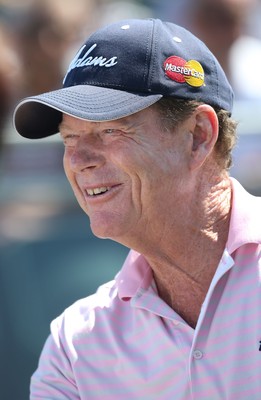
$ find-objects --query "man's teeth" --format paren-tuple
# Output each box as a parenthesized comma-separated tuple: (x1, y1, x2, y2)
(87, 187, 110, 196)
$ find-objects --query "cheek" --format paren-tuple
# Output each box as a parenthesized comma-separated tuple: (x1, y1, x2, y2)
(63, 152, 87, 211)
(108, 144, 142, 180)
(63, 151, 73, 183)
(111, 144, 176, 189)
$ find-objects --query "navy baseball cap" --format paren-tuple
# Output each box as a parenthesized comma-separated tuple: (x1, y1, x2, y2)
(14, 18, 234, 139)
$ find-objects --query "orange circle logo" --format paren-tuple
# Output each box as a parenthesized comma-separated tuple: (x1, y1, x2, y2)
(164, 56, 205, 87)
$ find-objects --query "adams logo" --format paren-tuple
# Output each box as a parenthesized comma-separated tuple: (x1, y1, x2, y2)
(164, 56, 204, 88)
(63, 44, 118, 84)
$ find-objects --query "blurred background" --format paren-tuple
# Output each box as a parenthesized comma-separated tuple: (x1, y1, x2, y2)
(0, 0, 261, 398)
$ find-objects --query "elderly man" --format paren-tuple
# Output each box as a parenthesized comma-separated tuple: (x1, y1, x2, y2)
(14, 19, 261, 399)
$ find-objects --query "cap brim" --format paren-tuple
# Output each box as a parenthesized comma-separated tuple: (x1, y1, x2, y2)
(13, 85, 162, 139)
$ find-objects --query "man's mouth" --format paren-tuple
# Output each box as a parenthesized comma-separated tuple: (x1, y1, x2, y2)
(86, 186, 110, 196)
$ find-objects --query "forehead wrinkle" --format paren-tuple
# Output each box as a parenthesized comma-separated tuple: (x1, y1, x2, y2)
(111, 111, 155, 130)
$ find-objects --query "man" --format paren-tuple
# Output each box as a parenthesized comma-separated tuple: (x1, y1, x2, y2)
(14, 19, 261, 399)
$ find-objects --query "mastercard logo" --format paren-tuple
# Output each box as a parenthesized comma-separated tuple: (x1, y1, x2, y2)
(164, 56, 205, 87)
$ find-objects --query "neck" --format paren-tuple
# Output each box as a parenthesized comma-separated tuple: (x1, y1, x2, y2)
(143, 173, 232, 327)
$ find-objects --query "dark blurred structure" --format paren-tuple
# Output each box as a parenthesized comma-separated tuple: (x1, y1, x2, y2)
(0, 1, 261, 399)
(0, 18, 19, 152)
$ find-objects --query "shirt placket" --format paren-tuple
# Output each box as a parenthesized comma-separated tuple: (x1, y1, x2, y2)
(188, 250, 235, 399)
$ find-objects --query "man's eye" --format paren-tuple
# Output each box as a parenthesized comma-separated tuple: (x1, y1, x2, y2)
(103, 128, 125, 136)
(104, 129, 115, 134)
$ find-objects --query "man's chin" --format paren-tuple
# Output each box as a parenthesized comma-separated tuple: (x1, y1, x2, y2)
(89, 219, 121, 241)
(90, 221, 131, 245)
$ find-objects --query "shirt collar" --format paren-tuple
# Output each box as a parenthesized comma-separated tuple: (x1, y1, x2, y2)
(227, 178, 261, 254)
(116, 250, 152, 301)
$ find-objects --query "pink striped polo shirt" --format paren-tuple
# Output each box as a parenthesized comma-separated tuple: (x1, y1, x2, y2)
(31, 178, 261, 399)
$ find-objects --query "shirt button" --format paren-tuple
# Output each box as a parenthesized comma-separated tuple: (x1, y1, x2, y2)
(193, 349, 203, 360)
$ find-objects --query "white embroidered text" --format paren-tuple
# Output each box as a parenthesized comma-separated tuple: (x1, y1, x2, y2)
(63, 44, 118, 83)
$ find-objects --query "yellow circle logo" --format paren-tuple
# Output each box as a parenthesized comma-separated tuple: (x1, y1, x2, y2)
(184, 60, 204, 87)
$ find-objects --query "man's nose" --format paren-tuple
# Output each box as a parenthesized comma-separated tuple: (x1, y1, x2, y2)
(69, 134, 106, 172)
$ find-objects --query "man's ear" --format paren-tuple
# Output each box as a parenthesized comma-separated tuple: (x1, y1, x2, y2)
(189, 104, 219, 170)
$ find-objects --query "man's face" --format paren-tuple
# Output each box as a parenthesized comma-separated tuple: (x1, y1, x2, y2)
(60, 106, 191, 247)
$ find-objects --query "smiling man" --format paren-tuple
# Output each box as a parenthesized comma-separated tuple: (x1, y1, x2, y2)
(14, 19, 261, 399)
